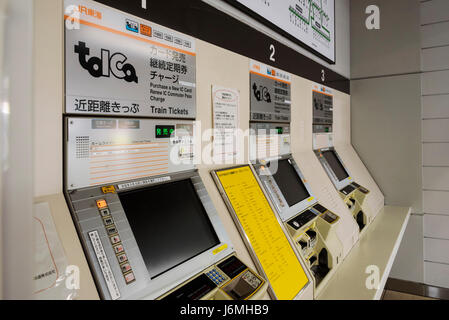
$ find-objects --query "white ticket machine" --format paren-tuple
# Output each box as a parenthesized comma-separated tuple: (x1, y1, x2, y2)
(252, 155, 343, 297)
(64, 117, 268, 300)
(315, 148, 372, 231)
(249, 122, 343, 297)
(312, 89, 374, 231)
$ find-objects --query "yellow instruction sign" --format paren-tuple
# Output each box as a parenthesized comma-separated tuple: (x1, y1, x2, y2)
(216, 166, 309, 300)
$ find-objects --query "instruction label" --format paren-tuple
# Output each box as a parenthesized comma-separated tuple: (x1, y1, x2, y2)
(89, 230, 121, 300)
(216, 166, 309, 300)
(212, 86, 239, 161)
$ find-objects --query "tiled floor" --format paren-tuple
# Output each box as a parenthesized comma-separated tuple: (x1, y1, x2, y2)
(382, 290, 437, 300)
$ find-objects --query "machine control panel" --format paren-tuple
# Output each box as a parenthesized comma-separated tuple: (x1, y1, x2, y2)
(161, 255, 265, 300)
(206, 268, 228, 286)
(351, 182, 370, 195)
(340, 184, 356, 196)
(286, 203, 341, 290)
(65, 170, 238, 300)
(288, 210, 318, 230)
(94, 198, 135, 285)
(162, 274, 217, 300)
(340, 182, 370, 197)
(339, 182, 371, 232)
(287, 204, 339, 232)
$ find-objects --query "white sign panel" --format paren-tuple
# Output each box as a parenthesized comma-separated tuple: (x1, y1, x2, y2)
(66, 117, 195, 190)
(249, 123, 291, 161)
(233, 0, 335, 63)
(212, 86, 239, 161)
(250, 60, 291, 123)
(64, 0, 196, 118)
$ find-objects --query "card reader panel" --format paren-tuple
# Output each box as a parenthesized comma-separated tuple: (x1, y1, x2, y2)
(161, 255, 265, 300)
(339, 182, 371, 232)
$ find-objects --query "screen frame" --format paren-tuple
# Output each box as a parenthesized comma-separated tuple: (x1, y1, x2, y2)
(315, 147, 353, 191)
(65, 170, 235, 300)
(224, 0, 336, 65)
(253, 155, 317, 222)
(118, 171, 234, 299)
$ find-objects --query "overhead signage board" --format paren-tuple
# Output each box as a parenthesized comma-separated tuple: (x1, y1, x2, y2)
(250, 60, 291, 123)
(64, 0, 196, 118)
(228, 0, 336, 64)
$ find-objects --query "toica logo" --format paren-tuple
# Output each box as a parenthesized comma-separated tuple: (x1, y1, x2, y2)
(74, 41, 138, 83)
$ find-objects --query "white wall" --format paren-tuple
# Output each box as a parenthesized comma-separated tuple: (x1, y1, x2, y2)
(352, 0, 449, 289)
(420, 0, 449, 290)
(202, 0, 350, 79)
(1, 0, 34, 299)
(33, 0, 63, 198)
(350, 0, 421, 79)
(350, 0, 424, 283)
(0, 0, 5, 300)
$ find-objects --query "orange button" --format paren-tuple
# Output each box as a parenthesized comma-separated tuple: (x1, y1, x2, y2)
(140, 24, 152, 37)
(96, 199, 108, 209)
(102, 186, 116, 194)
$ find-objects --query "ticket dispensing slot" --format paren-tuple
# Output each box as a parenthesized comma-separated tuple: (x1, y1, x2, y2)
(161, 255, 265, 300)
(252, 156, 343, 296)
(64, 117, 267, 300)
(315, 148, 372, 231)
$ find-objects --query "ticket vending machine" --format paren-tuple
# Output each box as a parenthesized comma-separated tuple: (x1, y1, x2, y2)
(315, 148, 371, 231)
(252, 156, 343, 296)
(312, 89, 373, 231)
(64, 117, 268, 300)
(249, 124, 343, 297)
(62, 0, 269, 300)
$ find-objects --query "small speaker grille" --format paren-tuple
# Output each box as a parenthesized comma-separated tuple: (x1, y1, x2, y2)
(76, 136, 90, 159)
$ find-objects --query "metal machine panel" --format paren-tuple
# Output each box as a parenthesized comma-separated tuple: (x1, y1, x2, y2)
(249, 123, 291, 161)
(65, 171, 235, 300)
(65, 117, 195, 190)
